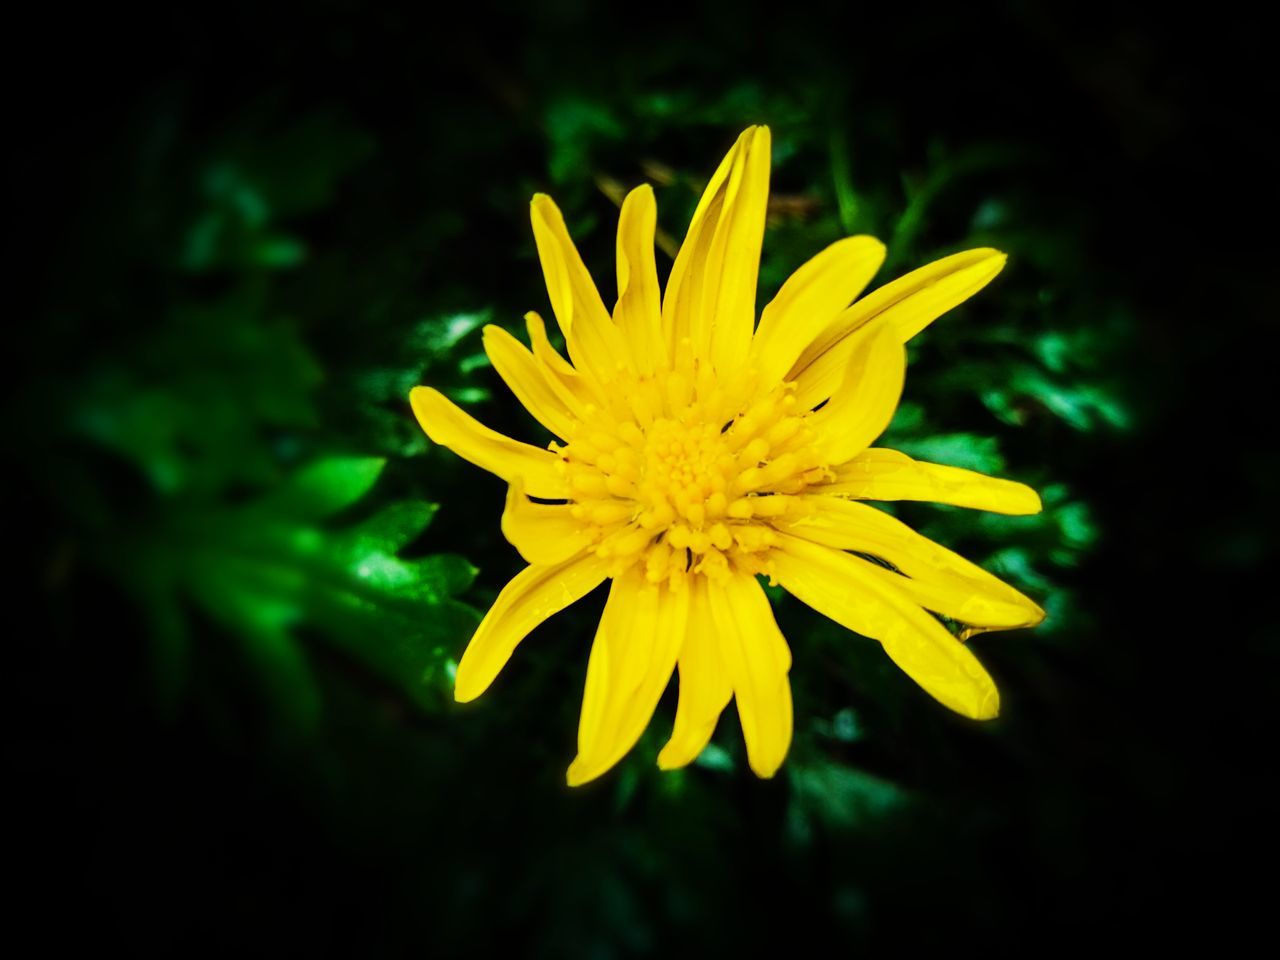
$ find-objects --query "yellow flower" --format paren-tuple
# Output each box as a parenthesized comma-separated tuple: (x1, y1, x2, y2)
(410, 126, 1044, 786)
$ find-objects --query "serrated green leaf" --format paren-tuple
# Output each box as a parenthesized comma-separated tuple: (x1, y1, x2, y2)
(346, 501, 439, 554)
(402, 554, 479, 601)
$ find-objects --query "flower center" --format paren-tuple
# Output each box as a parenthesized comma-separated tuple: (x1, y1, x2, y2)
(553, 368, 831, 587)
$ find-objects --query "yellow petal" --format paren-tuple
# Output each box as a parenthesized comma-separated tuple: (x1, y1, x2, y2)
(806, 326, 905, 463)
(657, 577, 733, 770)
(501, 478, 597, 566)
(409, 386, 569, 499)
(530, 194, 633, 385)
(707, 573, 793, 778)
(661, 135, 739, 362)
(772, 534, 1000, 720)
(614, 184, 666, 375)
(662, 126, 771, 372)
(524, 309, 577, 378)
(704, 127, 771, 374)
(816, 447, 1042, 515)
(777, 496, 1044, 633)
(750, 235, 886, 388)
(661, 131, 743, 356)
(482, 324, 577, 439)
(791, 248, 1006, 409)
(454, 552, 608, 703)
(567, 573, 688, 786)
(524, 311, 601, 413)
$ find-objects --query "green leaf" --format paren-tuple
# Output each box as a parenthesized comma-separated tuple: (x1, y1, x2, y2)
(347, 501, 439, 554)
(407, 311, 492, 357)
(267, 457, 386, 518)
(112, 459, 477, 726)
(789, 761, 906, 831)
(401, 554, 480, 602)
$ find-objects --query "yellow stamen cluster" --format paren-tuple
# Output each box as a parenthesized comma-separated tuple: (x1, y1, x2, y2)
(552, 363, 831, 586)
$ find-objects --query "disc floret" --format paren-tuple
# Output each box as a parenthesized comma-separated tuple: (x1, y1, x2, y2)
(554, 363, 830, 586)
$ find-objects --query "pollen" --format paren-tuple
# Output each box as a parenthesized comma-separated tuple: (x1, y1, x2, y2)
(554, 364, 828, 586)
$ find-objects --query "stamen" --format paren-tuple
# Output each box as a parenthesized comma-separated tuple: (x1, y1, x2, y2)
(555, 362, 831, 588)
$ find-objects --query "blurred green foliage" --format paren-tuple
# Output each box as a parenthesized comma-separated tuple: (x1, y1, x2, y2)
(27, 116, 482, 737)
(44, 89, 1127, 753)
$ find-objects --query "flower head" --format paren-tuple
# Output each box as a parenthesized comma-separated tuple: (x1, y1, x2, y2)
(411, 126, 1044, 785)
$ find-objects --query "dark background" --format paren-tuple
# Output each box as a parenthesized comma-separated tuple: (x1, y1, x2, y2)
(12, 1, 1274, 954)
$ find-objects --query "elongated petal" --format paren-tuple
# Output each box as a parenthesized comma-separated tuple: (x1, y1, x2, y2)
(567, 573, 688, 786)
(524, 311, 601, 413)
(707, 573, 793, 778)
(661, 133, 741, 356)
(806, 326, 905, 462)
(501, 479, 596, 566)
(524, 310, 577, 378)
(409, 386, 569, 499)
(614, 184, 666, 375)
(454, 552, 608, 702)
(530, 194, 633, 385)
(791, 249, 1006, 409)
(657, 577, 733, 769)
(662, 126, 771, 372)
(529, 195, 609, 335)
(483, 325, 577, 439)
(772, 534, 1000, 719)
(816, 447, 1042, 515)
(776, 496, 1044, 633)
(704, 127, 771, 374)
(750, 235, 886, 387)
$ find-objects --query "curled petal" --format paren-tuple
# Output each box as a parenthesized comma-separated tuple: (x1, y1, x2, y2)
(772, 534, 1000, 720)
(750, 235, 886, 388)
(806, 326, 906, 463)
(483, 325, 577, 439)
(524, 311, 601, 414)
(657, 577, 733, 770)
(816, 447, 1042, 515)
(792, 248, 1006, 409)
(614, 184, 666, 375)
(454, 552, 608, 703)
(524, 309, 577, 378)
(567, 573, 688, 786)
(707, 573, 793, 778)
(776, 496, 1045, 634)
(501, 478, 596, 566)
(409, 386, 568, 499)
(530, 194, 633, 385)
(662, 126, 771, 373)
